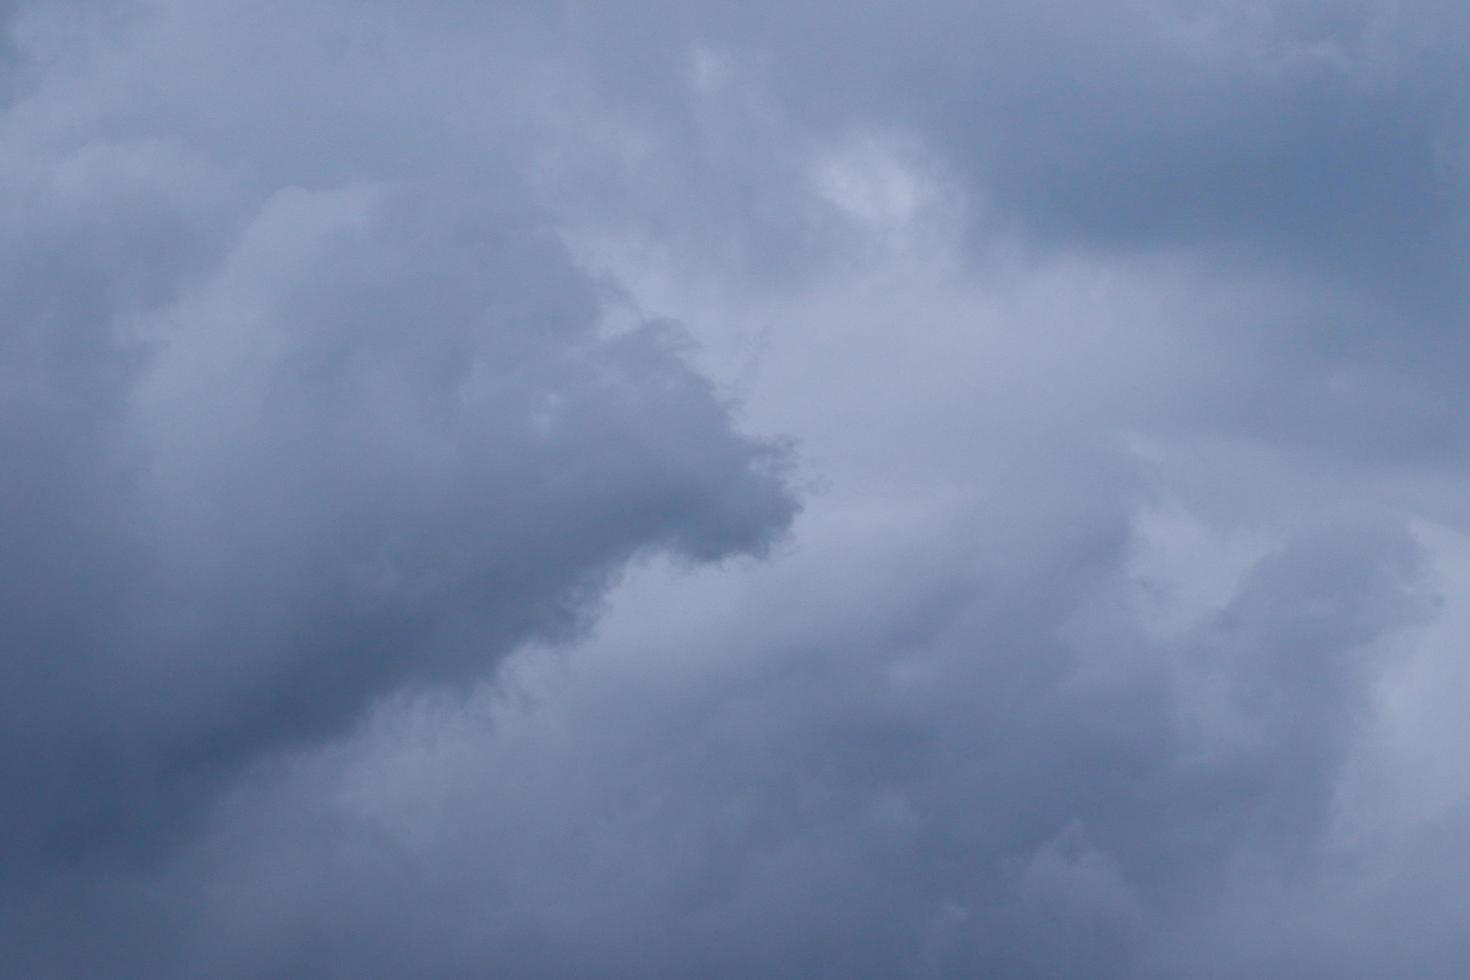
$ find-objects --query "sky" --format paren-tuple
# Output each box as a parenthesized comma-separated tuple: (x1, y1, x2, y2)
(4, 1, 1470, 976)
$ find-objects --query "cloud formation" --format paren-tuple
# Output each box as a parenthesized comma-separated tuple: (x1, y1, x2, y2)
(0, 0, 792, 881)
(4, 0, 1470, 977)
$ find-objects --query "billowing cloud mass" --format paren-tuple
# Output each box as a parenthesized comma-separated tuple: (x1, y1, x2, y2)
(5, 1, 1470, 977)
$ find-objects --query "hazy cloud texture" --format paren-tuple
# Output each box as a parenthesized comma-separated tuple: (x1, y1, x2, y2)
(4, 1, 1470, 977)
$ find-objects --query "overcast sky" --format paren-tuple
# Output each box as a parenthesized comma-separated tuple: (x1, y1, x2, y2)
(5, 1, 1470, 977)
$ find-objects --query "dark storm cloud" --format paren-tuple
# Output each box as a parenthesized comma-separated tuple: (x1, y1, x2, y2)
(561, 0, 1470, 299)
(0, 3, 792, 880)
(530, 0, 1470, 471)
(4, 497, 1430, 978)
(5, 0, 1470, 977)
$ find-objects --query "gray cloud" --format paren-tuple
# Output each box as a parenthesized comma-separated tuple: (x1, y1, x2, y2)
(559, 0, 1470, 295)
(1, 493, 1430, 978)
(4, 0, 1470, 977)
(0, 2, 792, 881)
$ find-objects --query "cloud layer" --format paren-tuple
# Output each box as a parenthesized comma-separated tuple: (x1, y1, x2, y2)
(4, 1, 1470, 977)
(0, 0, 793, 880)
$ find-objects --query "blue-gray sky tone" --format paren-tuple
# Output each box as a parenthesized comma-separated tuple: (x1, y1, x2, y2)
(5, 2, 1470, 977)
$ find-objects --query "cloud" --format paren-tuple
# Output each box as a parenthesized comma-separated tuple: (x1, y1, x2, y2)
(559, 0, 1470, 298)
(4, 0, 1470, 977)
(0, 1, 793, 883)
(7, 486, 1429, 977)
